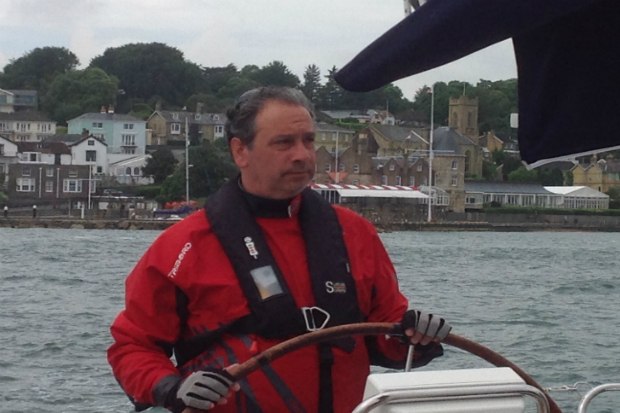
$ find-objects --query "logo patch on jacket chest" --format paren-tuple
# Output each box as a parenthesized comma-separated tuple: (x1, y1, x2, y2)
(325, 281, 347, 294)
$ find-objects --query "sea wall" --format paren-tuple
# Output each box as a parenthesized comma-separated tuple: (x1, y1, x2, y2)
(0, 217, 177, 230)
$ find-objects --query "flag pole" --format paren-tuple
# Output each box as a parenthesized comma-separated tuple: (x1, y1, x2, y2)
(185, 116, 190, 204)
(427, 84, 434, 223)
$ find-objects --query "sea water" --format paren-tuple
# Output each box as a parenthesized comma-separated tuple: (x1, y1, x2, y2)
(0, 228, 618, 413)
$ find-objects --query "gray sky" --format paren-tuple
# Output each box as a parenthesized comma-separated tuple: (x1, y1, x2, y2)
(0, 0, 517, 100)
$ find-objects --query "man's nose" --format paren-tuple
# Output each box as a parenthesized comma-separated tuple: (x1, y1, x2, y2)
(291, 139, 312, 161)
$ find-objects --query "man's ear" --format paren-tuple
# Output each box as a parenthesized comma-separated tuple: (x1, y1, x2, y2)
(230, 137, 249, 168)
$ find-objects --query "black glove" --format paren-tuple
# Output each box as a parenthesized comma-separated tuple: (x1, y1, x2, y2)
(174, 368, 236, 411)
(400, 309, 452, 342)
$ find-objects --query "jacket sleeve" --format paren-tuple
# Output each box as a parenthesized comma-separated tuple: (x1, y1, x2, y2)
(107, 246, 184, 408)
(363, 228, 411, 367)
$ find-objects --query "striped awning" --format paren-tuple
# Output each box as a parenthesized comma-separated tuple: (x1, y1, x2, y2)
(310, 184, 428, 199)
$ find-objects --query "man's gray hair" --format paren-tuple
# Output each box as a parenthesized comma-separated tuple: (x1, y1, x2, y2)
(225, 86, 315, 147)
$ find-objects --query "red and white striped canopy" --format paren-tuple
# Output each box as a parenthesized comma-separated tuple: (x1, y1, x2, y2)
(310, 184, 420, 191)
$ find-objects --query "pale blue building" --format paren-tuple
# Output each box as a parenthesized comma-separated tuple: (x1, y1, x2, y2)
(67, 107, 146, 155)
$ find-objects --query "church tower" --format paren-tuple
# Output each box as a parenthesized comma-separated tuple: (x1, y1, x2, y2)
(449, 95, 479, 144)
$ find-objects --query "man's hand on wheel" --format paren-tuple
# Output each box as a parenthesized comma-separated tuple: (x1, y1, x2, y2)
(400, 309, 452, 346)
(177, 367, 240, 411)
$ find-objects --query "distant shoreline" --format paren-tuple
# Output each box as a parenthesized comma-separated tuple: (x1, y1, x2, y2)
(2, 217, 620, 232)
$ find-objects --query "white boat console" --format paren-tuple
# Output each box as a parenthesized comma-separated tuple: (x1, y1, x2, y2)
(354, 368, 549, 413)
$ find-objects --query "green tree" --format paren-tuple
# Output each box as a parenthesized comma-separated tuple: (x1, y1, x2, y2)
(159, 141, 237, 201)
(301, 64, 321, 103)
(508, 166, 538, 182)
(482, 161, 498, 181)
(492, 149, 508, 166)
(317, 66, 345, 110)
(502, 157, 523, 180)
(0, 47, 79, 93)
(89, 43, 202, 110)
(40, 67, 119, 124)
(565, 170, 574, 186)
(202, 64, 238, 94)
(248, 61, 300, 88)
(142, 147, 178, 184)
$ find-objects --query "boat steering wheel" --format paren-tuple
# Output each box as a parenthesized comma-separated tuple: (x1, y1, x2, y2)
(183, 322, 562, 413)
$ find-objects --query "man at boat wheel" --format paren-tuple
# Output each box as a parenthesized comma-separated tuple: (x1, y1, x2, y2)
(108, 86, 452, 413)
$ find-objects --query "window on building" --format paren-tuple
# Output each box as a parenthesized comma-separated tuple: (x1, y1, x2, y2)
(352, 180, 359, 185)
(332, 134, 337, 141)
(389, 163, 395, 171)
(126, 167, 132, 175)
(93, 133, 104, 140)
(339, 164, 345, 172)
(345, 135, 349, 142)
(123, 123, 134, 130)
(381, 175, 388, 185)
(451, 176, 458, 186)
(354, 164, 360, 173)
(214, 125, 224, 137)
(422, 177, 428, 186)
(16, 178, 35, 192)
(122, 148, 136, 154)
(325, 163, 331, 173)
(321, 132, 326, 141)
(409, 176, 415, 186)
(97, 166, 103, 173)
(63, 179, 82, 193)
(0, 163, 4, 173)
(133, 167, 140, 176)
(45, 180, 53, 192)
(395, 176, 402, 185)
(195, 114, 201, 120)
(68, 169, 78, 178)
(213, 115, 219, 120)
(172, 113, 179, 120)
(88, 139, 95, 146)
(0, 144, 3, 155)
(171, 123, 181, 134)
(18, 135, 28, 141)
(451, 160, 458, 169)
(122, 135, 136, 146)
(46, 167, 54, 177)
(92, 122, 103, 129)
(22, 166, 31, 176)
(86, 150, 97, 162)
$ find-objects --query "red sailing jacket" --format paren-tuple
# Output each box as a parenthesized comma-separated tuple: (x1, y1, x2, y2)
(108, 205, 409, 413)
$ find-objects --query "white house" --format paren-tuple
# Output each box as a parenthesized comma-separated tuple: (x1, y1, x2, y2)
(0, 135, 18, 183)
(108, 154, 153, 185)
(45, 134, 109, 175)
(0, 111, 56, 142)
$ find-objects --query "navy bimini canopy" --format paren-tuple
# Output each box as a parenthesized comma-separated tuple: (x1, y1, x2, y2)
(334, 0, 620, 167)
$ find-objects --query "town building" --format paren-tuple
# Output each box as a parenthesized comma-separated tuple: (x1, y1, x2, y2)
(45, 133, 109, 175)
(0, 111, 56, 142)
(0, 136, 18, 183)
(314, 122, 355, 153)
(67, 106, 146, 155)
(146, 103, 225, 145)
(449, 95, 479, 144)
(321, 109, 395, 125)
(464, 181, 564, 209)
(6, 142, 92, 204)
(0, 89, 38, 113)
(108, 154, 153, 185)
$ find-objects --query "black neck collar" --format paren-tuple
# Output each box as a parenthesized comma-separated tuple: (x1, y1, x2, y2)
(239, 179, 300, 218)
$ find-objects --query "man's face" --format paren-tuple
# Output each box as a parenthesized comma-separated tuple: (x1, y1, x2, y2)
(231, 99, 316, 199)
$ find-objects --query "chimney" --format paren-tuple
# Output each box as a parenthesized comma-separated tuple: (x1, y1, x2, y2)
(155, 100, 162, 111)
(108, 105, 115, 114)
(196, 102, 204, 114)
(82, 128, 90, 138)
(100, 106, 106, 113)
